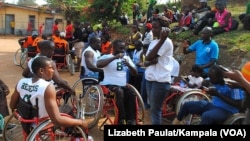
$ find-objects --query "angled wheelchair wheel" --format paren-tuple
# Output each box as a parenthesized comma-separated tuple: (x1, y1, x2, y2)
(72, 77, 104, 129)
(14, 48, 22, 66)
(66, 54, 75, 75)
(20, 52, 28, 69)
(3, 113, 24, 141)
(127, 84, 145, 124)
(27, 119, 88, 141)
(224, 113, 246, 125)
(175, 89, 211, 125)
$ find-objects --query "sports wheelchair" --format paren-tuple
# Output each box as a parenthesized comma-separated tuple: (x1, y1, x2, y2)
(72, 77, 145, 130)
(3, 87, 85, 141)
(20, 46, 38, 69)
(52, 47, 75, 76)
(174, 88, 248, 125)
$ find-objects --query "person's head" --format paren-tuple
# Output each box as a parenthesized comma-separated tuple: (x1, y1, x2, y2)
(31, 56, 54, 81)
(134, 40, 143, 51)
(31, 31, 38, 39)
(55, 30, 60, 37)
(172, 5, 177, 11)
(145, 23, 152, 31)
(190, 64, 203, 78)
(208, 65, 225, 85)
(183, 7, 190, 15)
(131, 24, 139, 33)
(67, 20, 71, 25)
(152, 16, 170, 38)
(89, 36, 101, 51)
(200, 27, 212, 41)
(101, 34, 110, 44)
(38, 40, 55, 58)
(74, 21, 81, 29)
(55, 20, 59, 25)
(112, 39, 126, 55)
(41, 34, 47, 40)
(215, 3, 225, 13)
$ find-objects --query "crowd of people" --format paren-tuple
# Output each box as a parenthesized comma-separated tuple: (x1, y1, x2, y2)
(1, 2, 250, 140)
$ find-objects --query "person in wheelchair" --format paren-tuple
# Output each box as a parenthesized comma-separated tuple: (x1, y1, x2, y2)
(223, 62, 250, 124)
(97, 39, 138, 125)
(22, 40, 75, 96)
(53, 31, 70, 65)
(173, 65, 245, 125)
(18, 32, 38, 55)
(10, 56, 88, 132)
(80, 36, 103, 81)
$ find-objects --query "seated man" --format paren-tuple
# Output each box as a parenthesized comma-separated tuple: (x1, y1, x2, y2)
(10, 56, 87, 132)
(22, 40, 75, 95)
(210, 3, 232, 36)
(80, 36, 103, 81)
(171, 7, 193, 34)
(173, 65, 245, 125)
(97, 39, 138, 125)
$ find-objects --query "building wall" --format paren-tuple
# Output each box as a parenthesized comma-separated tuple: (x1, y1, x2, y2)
(0, 5, 65, 35)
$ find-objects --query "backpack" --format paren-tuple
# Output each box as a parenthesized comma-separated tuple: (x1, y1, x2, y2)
(230, 19, 239, 31)
(243, 14, 250, 30)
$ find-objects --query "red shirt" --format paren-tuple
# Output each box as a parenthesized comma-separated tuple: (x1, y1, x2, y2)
(65, 24, 73, 39)
(52, 24, 59, 35)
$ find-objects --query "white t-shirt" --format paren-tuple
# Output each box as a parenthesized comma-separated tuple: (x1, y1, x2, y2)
(17, 78, 50, 118)
(187, 75, 203, 88)
(145, 38, 174, 83)
(99, 54, 135, 86)
(81, 46, 101, 75)
(171, 57, 180, 84)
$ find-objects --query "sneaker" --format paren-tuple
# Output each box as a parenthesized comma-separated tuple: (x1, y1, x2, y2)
(7, 123, 16, 130)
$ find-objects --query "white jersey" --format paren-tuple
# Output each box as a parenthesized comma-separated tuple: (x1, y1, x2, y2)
(99, 54, 135, 86)
(17, 78, 50, 118)
(81, 46, 101, 75)
(145, 38, 174, 83)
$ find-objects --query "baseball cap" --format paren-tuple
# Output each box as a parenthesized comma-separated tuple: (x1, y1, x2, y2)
(172, 6, 177, 9)
(146, 23, 152, 29)
(201, 27, 212, 34)
(60, 32, 66, 37)
(32, 31, 38, 36)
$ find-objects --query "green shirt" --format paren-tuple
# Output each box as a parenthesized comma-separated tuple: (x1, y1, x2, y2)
(246, 2, 250, 14)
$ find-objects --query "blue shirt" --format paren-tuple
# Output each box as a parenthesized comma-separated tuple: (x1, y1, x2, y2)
(188, 40, 219, 73)
(212, 84, 245, 114)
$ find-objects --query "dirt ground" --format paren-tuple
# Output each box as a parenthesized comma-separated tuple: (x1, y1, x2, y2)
(0, 36, 153, 141)
(1, 35, 249, 141)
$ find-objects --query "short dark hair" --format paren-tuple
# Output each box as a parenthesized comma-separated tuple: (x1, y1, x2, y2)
(191, 64, 203, 74)
(31, 56, 51, 74)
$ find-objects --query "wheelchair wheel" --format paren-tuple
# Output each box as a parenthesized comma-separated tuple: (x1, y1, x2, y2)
(127, 84, 145, 124)
(3, 113, 23, 141)
(224, 113, 246, 125)
(66, 54, 75, 75)
(175, 89, 211, 125)
(27, 119, 88, 141)
(20, 52, 28, 69)
(72, 78, 104, 129)
(14, 48, 22, 66)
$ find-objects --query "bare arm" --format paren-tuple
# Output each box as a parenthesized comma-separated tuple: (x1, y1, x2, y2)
(146, 30, 169, 61)
(84, 51, 103, 72)
(51, 61, 75, 94)
(44, 84, 87, 129)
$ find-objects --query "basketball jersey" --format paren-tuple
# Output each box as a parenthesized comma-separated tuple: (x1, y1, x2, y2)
(17, 78, 50, 118)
